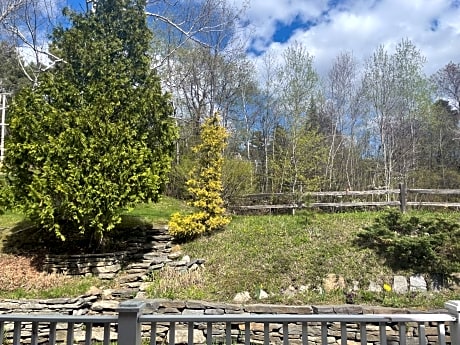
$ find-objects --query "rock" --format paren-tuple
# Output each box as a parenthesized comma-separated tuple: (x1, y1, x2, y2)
(167, 251, 182, 260)
(410, 275, 427, 291)
(103, 289, 136, 300)
(298, 285, 309, 293)
(352, 280, 360, 291)
(91, 264, 121, 275)
(204, 308, 224, 315)
(97, 273, 117, 280)
(85, 286, 102, 297)
(282, 285, 297, 297)
(233, 291, 251, 303)
(323, 274, 346, 292)
(182, 309, 205, 315)
(167, 327, 206, 344)
(255, 289, 269, 300)
(135, 291, 147, 299)
(188, 263, 200, 271)
(171, 244, 181, 253)
(91, 300, 119, 311)
(333, 305, 363, 314)
(126, 282, 142, 288)
(139, 282, 151, 292)
(312, 305, 335, 314)
(116, 273, 141, 284)
(368, 281, 382, 292)
(393, 276, 408, 294)
(245, 304, 312, 314)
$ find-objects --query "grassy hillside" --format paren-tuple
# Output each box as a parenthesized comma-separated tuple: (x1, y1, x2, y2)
(0, 199, 458, 307)
(147, 208, 460, 308)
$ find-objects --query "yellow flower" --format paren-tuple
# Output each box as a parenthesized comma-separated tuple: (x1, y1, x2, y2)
(383, 283, 392, 292)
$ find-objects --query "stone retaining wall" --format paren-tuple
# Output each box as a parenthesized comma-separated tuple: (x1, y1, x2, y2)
(0, 297, 453, 344)
(42, 226, 174, 279)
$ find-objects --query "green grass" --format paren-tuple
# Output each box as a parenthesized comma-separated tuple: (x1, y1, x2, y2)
(146, 209, 460, 309)
(124, 196, 194, 225)
(1, 201, 459, 308)
(0, 276, 103, 300)
(0, 196, 189, 231)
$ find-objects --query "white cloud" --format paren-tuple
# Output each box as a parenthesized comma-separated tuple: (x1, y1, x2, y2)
(236, 0, 460, 78)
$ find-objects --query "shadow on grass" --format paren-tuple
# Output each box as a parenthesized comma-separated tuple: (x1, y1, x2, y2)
(1, 215, 157, 270)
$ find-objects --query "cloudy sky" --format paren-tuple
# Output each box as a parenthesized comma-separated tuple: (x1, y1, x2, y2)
(233, 0, 460, 77)
(64, 0, 460, 77)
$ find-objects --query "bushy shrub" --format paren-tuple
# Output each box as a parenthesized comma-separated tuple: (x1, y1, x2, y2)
(355, 209, 460, 275)
(168, 114, 230, 240)
(2, 0, 176, 249)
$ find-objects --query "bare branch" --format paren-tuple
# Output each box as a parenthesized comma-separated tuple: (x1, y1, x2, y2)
(146, 11, 210, 47)
(0, 0, 25, 24)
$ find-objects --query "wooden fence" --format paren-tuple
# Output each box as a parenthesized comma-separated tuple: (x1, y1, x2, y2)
(230, 184, 460, 214)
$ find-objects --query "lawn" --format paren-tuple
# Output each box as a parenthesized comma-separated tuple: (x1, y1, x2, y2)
(0, 201, 459, 308)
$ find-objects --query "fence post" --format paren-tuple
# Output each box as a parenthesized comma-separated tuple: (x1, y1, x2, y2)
(445, 300, 460, 344)
(399, 183, 406, 213)
(117, 300, 145, 345)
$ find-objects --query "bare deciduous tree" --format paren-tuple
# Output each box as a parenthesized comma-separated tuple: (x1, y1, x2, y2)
(363, 39, 431, 190)
(1, 0, 63, 85)
(432, 61, 460, 111)
(323, 51, 363, 190)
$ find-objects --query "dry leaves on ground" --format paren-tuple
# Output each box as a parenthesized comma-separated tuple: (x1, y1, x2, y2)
(0, 254, 71, 292)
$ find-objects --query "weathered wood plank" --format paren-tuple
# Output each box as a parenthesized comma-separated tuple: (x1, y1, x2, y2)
(406, 202, 460, 207)
(407, 189, 460, 195)
(233, 201, 400, 211)
(242, 190, 400, 199)
(309, 201, 399, 207)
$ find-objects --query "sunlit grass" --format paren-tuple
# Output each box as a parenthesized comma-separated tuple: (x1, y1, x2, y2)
(165, 209, 460, 308)
(124, 196, 193, 225)
(1, 276, 103, 299)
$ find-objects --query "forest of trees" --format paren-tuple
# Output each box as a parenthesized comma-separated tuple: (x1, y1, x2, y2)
(1, 0, 459, 203)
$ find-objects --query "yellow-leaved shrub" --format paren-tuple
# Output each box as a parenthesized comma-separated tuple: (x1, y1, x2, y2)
(168, 113, 230, 240)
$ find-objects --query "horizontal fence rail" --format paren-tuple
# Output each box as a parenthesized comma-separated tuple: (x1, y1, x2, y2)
(0, 300, 459, 345)
(231, 185, 460, 214)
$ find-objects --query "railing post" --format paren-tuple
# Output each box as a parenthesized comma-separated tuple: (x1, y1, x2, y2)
(445, 300, 460, 344)
(399, 183, 406, 213)
(117, 300, 145, 345)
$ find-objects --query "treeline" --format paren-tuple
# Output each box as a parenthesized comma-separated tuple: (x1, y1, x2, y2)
(1, 1, 459, 202)
(163, 39, 460, 199)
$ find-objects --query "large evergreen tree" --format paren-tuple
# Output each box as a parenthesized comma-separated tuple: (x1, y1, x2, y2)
(3, 0, 177, 248)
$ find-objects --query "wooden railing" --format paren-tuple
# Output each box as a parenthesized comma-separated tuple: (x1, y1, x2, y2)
(1, 300, 460, 345)
(231, 185, 460, 214)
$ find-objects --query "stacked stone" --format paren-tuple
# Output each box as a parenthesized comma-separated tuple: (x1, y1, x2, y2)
(40, 226, 205, 283)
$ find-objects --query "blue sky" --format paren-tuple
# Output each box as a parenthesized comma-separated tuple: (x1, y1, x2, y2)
(63, 0, 460, 77)
(234, 0, 460, 76)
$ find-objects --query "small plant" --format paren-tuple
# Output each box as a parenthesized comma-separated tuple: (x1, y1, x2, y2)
(355, 209, 460, 275)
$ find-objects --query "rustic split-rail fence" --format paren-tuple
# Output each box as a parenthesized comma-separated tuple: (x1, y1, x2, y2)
(231, 184, 460, 214)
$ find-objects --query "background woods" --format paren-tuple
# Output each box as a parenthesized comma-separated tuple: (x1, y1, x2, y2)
(0, 0, 459, 205)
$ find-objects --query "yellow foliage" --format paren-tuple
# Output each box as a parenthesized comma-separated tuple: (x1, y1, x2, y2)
(168, 113, 230, 239)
